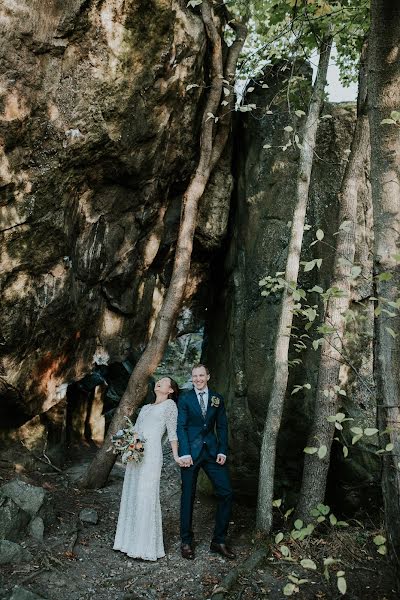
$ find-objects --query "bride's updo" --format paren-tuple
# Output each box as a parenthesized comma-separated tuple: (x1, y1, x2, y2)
(167, 378, 180, 403)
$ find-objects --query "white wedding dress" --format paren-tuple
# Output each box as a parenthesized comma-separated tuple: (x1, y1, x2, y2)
(113, 399, 178, 561)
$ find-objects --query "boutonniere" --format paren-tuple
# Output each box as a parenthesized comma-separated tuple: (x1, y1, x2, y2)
(211, 396, 220, 408)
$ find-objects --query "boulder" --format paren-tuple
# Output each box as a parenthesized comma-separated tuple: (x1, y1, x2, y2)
(79, 508, 98, 525)
(0, 481, 46, 517)
(28, 517, 45, 543)
(0, 540, 32, 565)
(0, 496, 30, 542)
(9, 586, 47, 600)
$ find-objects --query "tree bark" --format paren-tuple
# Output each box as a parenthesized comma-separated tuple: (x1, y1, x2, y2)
(79, 1, 247, 489)
(369, 0, 400, 570)
(256, 36, 333, 532)
(296, 45, 369, 522)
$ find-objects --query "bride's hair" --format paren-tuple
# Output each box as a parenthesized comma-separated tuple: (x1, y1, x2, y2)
(167, 378, 180, 402)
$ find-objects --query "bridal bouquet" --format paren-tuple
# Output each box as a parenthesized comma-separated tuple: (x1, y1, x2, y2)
(108, 416, 146, 464)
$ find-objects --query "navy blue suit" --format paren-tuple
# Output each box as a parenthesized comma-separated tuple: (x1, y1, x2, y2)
(177, 389, 233, 545)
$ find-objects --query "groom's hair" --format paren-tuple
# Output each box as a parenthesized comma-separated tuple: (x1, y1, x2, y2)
(192, 363, 210, 374)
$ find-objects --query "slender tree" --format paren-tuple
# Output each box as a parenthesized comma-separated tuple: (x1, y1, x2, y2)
(368, 0, 400, 570)
(257, 35, 333, 532)
(80, 1, 247, 489)
(296, 44, 369, 521)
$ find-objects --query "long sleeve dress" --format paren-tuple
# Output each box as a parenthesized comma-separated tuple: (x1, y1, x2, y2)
(113, 399, 178, 561)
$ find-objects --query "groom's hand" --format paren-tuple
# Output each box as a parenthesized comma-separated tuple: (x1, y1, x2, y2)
(216, 454, 226, 465)
(179, 456, 193, 467)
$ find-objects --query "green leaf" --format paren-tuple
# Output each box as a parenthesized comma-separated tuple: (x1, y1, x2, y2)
(377, 545, 387, 555)
(318, 445, 328, 459)
(352, 433, 363, 445)
(324, 557, 338, 566)
(336, 521, 349, 527)
(300, 558, 317, 570)
(272, 498, 282, 507)
(284, 125, 293, 132)
(318, 503, 330, 515)
(364, 428, 379, 436)
(304, 447, 318, 454)
(337, 576, 347, 595)
(351, 265, 362, 278)
(329, 513, 337, 525)
(391, 111, 400, 121)
(275, 532, 284, 544)
(386, 443, 394, 452)
(380, 118, 397, 125)
(284, 508, 295, 519)
(377, 272, 393, 282)
(304, 260, 316, 272)
(291, 530, 302, 540)
(280, 544, 290, 557)
(263, 144, 272, 149)
(295, 109, 306, 117)
(386, 327, 397, 339)
(343, 446, 348, 458)
(308, 285, 324, 294)
(373, 535, 386, 546)
(350, 427, 363, 435)
(294, 519, 303, 530)
(317, 515, 326, 523)
(283, 583, 296, 596)
(316, 229, 324, 240)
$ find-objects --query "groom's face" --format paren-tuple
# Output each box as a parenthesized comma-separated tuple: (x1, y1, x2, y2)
(192, 366, 210, 391)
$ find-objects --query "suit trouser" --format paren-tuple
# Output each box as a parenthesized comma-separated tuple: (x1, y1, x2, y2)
(180, 447, 233, 545)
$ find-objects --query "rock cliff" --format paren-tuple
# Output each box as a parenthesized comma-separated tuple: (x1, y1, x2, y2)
(0, 0, 232, 450)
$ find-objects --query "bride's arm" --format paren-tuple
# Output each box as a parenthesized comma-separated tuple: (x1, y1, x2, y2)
(165, 402, 180, 463)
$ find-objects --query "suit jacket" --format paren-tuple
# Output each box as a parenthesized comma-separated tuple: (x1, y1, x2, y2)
(177, 389, 228, 461)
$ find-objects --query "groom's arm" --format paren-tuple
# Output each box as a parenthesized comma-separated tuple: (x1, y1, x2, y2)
(216, 395, 228, 458)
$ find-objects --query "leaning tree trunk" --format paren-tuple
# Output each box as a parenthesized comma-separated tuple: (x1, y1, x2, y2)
(256, 36, 333, 532)
(79, 2, 247, 489)
(296, 45, 369, 522)
(369, 0, 400, 571)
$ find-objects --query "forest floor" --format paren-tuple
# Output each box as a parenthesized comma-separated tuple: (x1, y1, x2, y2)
(0, 445, 398, 600)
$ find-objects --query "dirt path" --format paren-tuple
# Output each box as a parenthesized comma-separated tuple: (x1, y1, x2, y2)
(0, 447, 255, 600)
(0, 447, 398, 600)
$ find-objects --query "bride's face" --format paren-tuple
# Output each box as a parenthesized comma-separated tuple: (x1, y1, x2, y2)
(154, 377, 173, 396)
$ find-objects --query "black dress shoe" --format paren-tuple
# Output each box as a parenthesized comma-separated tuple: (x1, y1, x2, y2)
(181, 543, 195, 560)
(210, 541, 236, 559)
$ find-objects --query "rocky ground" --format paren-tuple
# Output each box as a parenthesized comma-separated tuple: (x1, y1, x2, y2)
(0, 445, 398, 600)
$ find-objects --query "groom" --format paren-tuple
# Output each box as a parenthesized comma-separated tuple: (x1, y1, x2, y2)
(177, 364, 235, 560)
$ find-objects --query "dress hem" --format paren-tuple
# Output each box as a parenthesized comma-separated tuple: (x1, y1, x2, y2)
(113, 546, 165, 562)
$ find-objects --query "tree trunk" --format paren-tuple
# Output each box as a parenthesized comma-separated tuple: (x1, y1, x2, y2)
(369, 0, 400, 570)
(79, 2, 247, 489)
(256, 36, 333, 532)
(296, 45, 369, 522)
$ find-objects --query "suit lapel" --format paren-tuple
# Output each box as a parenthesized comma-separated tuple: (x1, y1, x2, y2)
(190, 388, 203, 419)
(205, 389, 214, 421)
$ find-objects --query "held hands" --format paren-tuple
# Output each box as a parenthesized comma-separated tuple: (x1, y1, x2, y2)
(216, 454, 226, 465)
(176, 456, 193, 467)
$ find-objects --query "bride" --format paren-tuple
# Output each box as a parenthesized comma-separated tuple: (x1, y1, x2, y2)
(113, 376, 180, 561)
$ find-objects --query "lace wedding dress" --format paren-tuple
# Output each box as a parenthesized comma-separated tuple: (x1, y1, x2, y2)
(113, 399, 178, 561)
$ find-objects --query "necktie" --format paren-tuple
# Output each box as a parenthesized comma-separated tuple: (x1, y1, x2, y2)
(199, 391, 207, 418)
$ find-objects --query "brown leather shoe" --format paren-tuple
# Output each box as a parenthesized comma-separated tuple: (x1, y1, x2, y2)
(181, 543, 195, 560)
(210, 541, 236, 559)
